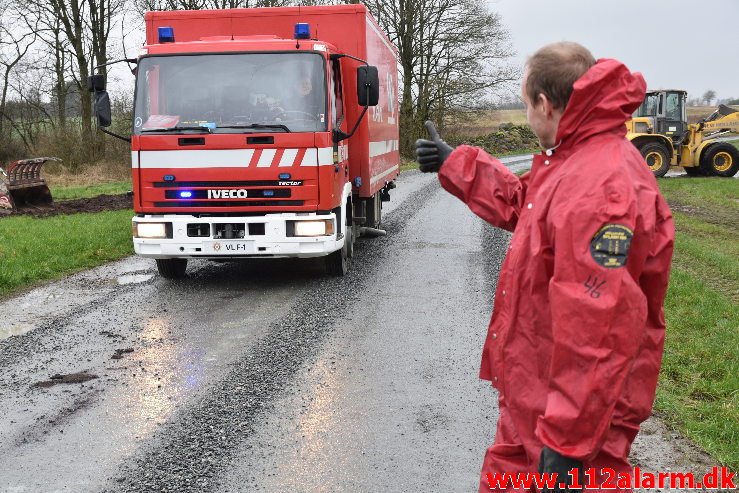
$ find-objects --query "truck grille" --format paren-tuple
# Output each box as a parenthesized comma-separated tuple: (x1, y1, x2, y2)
(154, 200, 304, 208)
(154, 180, 302, 188)
(163, 189, 291, 199)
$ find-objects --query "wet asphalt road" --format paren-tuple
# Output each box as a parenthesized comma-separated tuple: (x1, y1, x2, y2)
(0, 162, 720, 493)
(0, 170, 507, 492)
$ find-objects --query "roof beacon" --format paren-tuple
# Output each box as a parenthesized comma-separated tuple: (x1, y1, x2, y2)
(294, 23, 310, 40)
(158, 27, 175, 43)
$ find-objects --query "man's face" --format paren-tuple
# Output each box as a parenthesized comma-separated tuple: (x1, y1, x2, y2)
(521, 72, 558, 149)
(298, 77, 312, 96)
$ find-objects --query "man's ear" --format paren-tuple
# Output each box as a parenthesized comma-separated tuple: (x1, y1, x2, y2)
(537, 93, 555, 118)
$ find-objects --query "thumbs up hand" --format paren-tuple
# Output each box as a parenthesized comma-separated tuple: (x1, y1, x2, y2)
(415, 121, 455, 173)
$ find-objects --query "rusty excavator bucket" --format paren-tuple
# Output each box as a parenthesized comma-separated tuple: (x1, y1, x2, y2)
(0, 157, 60, 214)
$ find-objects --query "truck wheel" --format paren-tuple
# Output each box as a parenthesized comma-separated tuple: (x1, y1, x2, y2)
(325, 226, 351, 276)
(346, 199, 355, 259)
(639, 142, 671, 177)
(156, 258, 187, 279)
(700, 143, 739, 177)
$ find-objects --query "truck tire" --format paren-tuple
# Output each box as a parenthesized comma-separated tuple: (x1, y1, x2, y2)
(156, 258, 187, 278)
(699, 143, 739, 177)
(325, 225, 350, 276)
(639, 142, 671, 177)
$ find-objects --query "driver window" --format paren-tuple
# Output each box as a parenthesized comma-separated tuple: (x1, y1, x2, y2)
(329, 67, 337, 128)
(332, 61, 344, 127)
(665, 93, 680, 120)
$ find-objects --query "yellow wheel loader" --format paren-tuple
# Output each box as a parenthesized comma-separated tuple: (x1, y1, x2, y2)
(626, 90, 739, 177)
(0, 157, 60, 214)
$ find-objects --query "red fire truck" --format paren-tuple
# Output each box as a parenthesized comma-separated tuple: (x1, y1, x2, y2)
(89, 4, 399, 277)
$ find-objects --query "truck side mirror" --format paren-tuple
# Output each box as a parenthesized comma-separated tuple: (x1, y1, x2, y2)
(357, 66, 379, 107)
(94, 91, 112, 127)
(87, 74, 106, 92)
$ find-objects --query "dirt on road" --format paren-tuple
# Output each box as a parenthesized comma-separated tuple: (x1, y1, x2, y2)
(1, 193, 133, 218)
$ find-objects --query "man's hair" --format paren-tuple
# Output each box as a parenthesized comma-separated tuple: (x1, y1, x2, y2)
(525, 42, 596, 110)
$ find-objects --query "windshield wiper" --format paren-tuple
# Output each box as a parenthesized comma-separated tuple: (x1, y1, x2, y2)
(216, 123, 291, 133)
(141, 126, 212, 133)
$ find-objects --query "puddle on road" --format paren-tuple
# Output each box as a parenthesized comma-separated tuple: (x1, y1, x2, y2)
(0, 323, 36, 340)
(116, 273, 154, 285)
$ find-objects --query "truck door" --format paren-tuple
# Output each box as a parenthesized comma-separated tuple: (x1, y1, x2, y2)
(657, 91, 687, 144)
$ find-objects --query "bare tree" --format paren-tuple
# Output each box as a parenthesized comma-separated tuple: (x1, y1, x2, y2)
(16, 0, 125, 159)
(365, 0, 516, 155)
(134, 0, 293, 14)
(702, 89, 716, 106)
(0, 8, 37, 146)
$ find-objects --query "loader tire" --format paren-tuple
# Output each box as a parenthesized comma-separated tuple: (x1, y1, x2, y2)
(683, 166, 705, 177)
(699, 143, 739, 177)
(156, 258, 188, 279)
(639, 142, 671, 177)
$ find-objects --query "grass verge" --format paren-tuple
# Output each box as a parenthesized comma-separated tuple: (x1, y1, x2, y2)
(50, 181, 132, 201)
(0, 209, 134, 297)
(656, 177, 738, 470)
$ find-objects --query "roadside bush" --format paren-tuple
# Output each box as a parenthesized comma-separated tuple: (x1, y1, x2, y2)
(446, 123, 539, 154)
(1, 117, 130, 176)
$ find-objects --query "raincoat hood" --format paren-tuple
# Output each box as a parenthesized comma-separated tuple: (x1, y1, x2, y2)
(555, 59, 646, 149)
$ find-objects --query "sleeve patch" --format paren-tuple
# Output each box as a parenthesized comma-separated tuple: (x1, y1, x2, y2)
(590, 224, 633, 268)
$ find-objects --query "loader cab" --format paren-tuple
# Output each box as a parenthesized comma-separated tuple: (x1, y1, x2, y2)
(635, 90, 687, 144)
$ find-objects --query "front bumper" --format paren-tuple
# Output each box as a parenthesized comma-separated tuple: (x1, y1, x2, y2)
(132, 212, 342, 259)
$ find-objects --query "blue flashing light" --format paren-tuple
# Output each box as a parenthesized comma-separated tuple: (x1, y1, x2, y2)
(180, 191, 193, 198)
(158, 27, 175, 43)
(353, 177, 362, 188)
(294, 23, 311, 40)
(163, 175, 175, 182)
(279, 173, 291, 180)
(263, 190, 275, 197)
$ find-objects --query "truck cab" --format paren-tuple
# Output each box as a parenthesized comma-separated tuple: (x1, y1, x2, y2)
(632, 90, 687, 144)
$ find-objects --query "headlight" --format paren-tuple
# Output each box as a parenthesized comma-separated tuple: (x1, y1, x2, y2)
(134, 222, 170, 238)
(290, 220, 334, 237)
(635, 122, 649, 134)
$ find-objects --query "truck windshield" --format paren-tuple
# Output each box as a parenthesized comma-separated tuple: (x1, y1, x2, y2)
(635, 93, 659, 118)
(133, 53, 327, 134)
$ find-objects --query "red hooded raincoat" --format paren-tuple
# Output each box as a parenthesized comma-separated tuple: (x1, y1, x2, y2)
(438, 59, 674, 492)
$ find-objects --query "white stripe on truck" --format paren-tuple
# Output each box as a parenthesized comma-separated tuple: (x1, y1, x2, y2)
(369, 140, 399, 158)
(371, 164, 400, 185)
(280, 148, 299, 167)
(136, 148, 338, 168)
(257, 149, 276, 167)
(137, 149, 255, 168)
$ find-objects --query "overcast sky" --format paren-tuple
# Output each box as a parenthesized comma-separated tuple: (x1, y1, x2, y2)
(487, 0, 739, 101)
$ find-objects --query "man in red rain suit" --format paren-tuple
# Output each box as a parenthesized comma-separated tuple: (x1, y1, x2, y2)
(416, 42, 674, 492)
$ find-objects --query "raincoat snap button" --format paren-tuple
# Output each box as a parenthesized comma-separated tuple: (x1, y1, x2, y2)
(527, 203, 533, 209)
(544, 160, 550, 165)
(493, 376, 498, 382)
(502, 290, 506, 296)
(492, 333, 497, 339)
(545, 149, 553, 156)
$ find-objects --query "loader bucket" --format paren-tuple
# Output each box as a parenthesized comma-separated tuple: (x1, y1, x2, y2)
(0, 157, 60, 213)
